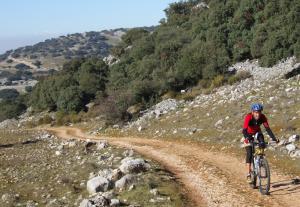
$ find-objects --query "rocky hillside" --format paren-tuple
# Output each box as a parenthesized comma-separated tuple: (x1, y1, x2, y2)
(102, 56, 300, 171)
(0, 27, 154, 93)
(0, 29, 123, 93)
(0, 130, 187, 207)
(0, 29, 126, 71)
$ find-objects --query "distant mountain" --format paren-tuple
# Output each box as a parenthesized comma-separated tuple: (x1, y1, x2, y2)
(0, 29, 125, 91)
(0, 27, 155, 91)
(0, 28, 128, 71)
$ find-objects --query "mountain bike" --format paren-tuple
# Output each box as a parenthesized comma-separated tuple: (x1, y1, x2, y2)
(249, 138, 271, 195)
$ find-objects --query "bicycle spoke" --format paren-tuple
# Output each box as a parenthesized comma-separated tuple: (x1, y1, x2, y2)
(258, 158, 270, 195)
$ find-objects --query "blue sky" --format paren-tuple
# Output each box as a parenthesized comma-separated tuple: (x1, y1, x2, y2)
(0, 0, 176, 53)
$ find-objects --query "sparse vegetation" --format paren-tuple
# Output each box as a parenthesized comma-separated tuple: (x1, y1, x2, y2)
(55, 111, 82, 125)
(0, 89, 27, 121)
(37, 115, 53, 125)
(0, 89, 20, 101)
(0, 100, 26, 122)
(15, 63, 31, 70)
(228, 71, 252, 85)
(30, 58, 108, 113)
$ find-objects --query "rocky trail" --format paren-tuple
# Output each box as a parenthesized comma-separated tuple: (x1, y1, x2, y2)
(47, 127, 300, 207)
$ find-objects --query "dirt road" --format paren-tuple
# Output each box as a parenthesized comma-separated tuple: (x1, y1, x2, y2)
(47, 127, 300, 207)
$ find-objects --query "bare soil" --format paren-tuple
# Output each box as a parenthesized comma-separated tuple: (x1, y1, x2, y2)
(47, 127, 300, 207)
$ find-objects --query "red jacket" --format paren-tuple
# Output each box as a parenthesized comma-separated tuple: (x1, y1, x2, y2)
(243, 113, 269, 135)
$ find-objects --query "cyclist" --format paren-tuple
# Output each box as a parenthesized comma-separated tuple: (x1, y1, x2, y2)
(242, 103, 279, 183)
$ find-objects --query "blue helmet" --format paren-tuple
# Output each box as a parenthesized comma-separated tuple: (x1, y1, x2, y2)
(251, 103, 263, 112)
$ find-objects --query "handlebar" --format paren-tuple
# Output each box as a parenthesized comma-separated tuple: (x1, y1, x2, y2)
(251, 140, 277, 146)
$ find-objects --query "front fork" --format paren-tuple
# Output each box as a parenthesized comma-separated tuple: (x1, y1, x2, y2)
(254, 156, 261, 178)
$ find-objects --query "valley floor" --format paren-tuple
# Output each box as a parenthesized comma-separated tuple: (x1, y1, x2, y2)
(49, 127, 300, 207)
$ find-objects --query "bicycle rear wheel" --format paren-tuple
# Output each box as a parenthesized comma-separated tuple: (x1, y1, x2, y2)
(258, 158, 270, 195)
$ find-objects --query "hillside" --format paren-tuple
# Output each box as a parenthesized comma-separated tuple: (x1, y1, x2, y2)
(1, 0, 300, 122)
(0, 29, 126, 71)
(0, 27, 155, 93)
(19, 0, 299, 120)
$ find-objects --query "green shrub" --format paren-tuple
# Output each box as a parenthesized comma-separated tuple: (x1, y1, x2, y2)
(228, 71, 252, 85)
(179, 93, 196, 101)
(55, 111, 82, 126)
(122, 28, 149, 46)
(25, 86, 33, 93)
(0, 100, 26, 122)
(38, 115, 53, 125)
(210, 75, 226, 89)
(0, 89, 19, 100)
(30, 58, 108, 113)
(15, 63, 31, 70)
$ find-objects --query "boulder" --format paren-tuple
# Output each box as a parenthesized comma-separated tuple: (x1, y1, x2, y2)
(150, 188, 159, 196)
(111, 169, 123, 182)
(286, 144, 296, 153)
(97, 141, 109, 150)
(92, 195, 110, 207)
(87, 176, 111, 194)
(1, 193, 17, 204)
(288, 135, 299, 143)
(41, 133, 51, 139)
(112, 125, 119, 129)
(115, 174, 136, 190)
(98, 169, 113, 179)
(55, 151, 62, 156)
(57, 145, 64, 151)
(214, 119, 223, 128)
(290, 150, 300, 158)
(97, 169, 122, 182)
(68, 141, 77, 147)
(110, 198, 120, 207)
(119, 158, 150, 174)
(79, 199, 92, 207)
(80, 195, 110, 207)
(137, 126, 144, 132)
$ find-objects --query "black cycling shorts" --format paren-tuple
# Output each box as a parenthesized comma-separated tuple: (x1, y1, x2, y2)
(245, 133, 265, 163)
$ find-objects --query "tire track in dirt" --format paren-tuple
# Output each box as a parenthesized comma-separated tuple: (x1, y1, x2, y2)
(47, 127, 300, 207)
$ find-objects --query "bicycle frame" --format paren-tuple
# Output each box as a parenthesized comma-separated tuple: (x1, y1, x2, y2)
(250, 140, 271, 195)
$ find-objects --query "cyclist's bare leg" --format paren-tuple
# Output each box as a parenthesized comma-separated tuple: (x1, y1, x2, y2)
(246, 163, 252, 183)
(247, 163, 251, 174)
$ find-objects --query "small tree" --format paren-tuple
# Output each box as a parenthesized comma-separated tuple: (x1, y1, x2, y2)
(57, 86, 84, 112)
(33, 60, 42, 68)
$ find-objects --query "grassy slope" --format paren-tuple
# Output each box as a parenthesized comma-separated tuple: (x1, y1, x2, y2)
(104, 75, 300, 175)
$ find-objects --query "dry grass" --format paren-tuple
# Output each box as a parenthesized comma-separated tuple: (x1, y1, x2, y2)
(117, 78, 300, 175)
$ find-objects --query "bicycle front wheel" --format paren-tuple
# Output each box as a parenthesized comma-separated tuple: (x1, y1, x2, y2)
(258, 158, 270, 195)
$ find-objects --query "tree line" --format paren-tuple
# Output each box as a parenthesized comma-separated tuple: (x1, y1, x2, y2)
(1, 0, 299, 123)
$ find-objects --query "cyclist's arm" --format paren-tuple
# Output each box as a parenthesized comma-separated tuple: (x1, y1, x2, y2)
(262, 115, 277, 141)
